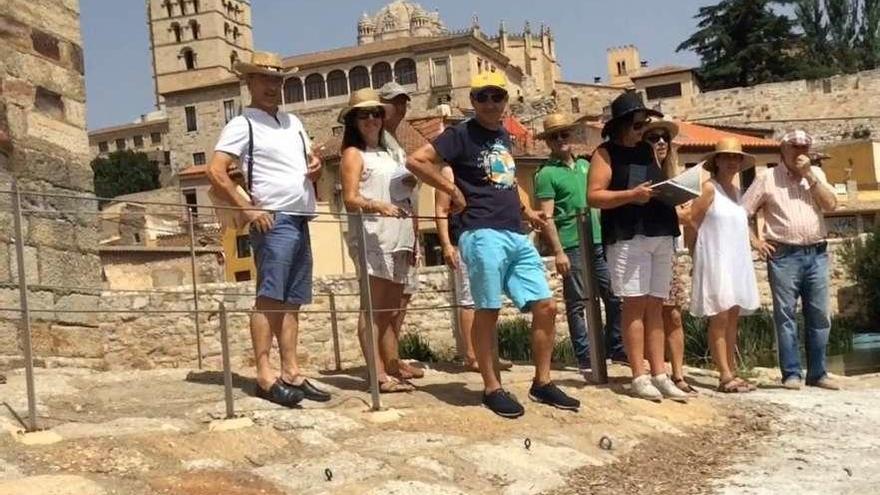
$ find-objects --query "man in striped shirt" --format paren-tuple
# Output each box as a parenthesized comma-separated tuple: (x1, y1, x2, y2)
(742, 129, 839, 391)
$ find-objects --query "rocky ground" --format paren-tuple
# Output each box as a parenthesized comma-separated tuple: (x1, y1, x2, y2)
(0, 363, 877, 495)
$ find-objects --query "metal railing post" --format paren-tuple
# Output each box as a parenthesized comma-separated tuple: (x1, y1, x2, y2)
(11, 180, 38, 432)
(447, 263, 462, 358)
(187, 207, 203, 370)
(354, 213, 381, 411)
(328, 292, 342, 371)
(218, 302, 235, 419)
(577, 209, 608, 384)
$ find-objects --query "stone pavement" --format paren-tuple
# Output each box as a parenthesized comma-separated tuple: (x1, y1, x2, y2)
(0, 363, 871, 494)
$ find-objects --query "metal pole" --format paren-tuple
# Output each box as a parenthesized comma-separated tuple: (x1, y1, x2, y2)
(355, 213, 381, 411)
(218, 303, 235, 419)
(577, 209, 608, 384)
(11, 180, 38, 432)
(329, 292, 342, 371)
(186, 207, 203, 370)
(447, 263, 463, 359)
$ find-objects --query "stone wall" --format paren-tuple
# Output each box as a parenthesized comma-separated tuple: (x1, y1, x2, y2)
(0, 240, 858, 372)
(0, 0, 102, 358)
(662, 69, 880, 146)
(99, 249, 225, 290)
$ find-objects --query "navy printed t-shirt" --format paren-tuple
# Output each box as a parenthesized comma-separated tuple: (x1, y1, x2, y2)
(433, 119, 522, 234)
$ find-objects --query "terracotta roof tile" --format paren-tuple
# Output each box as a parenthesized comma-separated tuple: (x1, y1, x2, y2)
(179, 164, 208, 177)
(317, 117, 445, 159)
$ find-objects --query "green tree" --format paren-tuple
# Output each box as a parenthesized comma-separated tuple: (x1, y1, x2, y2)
(678, 0, 802, 90)
(859, 0, 880, 69)
(790, 0, 880, 73)
(91, 150, 160, 205)
(791, 0, 837, 78)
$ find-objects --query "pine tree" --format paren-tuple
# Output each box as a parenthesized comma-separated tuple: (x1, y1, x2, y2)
(91, 150, 161, 206)
(678, 0, 802, 90)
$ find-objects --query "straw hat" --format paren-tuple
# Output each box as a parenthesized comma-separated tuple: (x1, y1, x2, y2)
(642, 118, 680, 140)
(233, 51, 297, 78)
(337, 88, 384, 124)
(702, 137, 756, 172)
(536, 113, 579, 139)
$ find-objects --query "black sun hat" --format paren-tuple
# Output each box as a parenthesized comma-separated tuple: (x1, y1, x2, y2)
(601, 91, 663, 138)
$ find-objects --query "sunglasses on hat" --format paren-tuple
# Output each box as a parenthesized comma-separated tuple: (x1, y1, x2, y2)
(473, 90, 507, 103)
(549, 131, 571, 141)
(644, 133, 670, 144)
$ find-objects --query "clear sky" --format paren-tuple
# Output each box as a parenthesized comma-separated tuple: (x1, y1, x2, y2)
(81, 0, 710, 130)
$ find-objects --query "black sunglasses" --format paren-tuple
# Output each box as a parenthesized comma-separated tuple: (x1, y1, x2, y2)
(644, 133, 670, 144)
(355, 108, 385, 120)
(549, 131, 571, 141)
(473, 91, 507, 103)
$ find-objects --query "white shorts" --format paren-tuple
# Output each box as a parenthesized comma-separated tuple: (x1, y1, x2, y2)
(454, 254, 474, 307)
(606, 235, 675, 299)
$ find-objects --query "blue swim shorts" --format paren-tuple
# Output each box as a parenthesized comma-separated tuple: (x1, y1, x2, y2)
(249, 214, 313, 305)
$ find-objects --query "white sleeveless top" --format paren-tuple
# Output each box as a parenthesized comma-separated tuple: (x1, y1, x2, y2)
(348, 146, 415, 254)
(691, 179, 760, 317)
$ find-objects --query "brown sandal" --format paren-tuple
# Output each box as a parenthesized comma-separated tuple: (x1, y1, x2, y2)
(378, 377, 415, 394)
(673, 377, 698, 395)
(734, 376, 757, 391)
(717, 378, 751, 394)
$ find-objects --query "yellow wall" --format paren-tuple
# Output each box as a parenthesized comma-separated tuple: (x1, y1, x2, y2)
(221, 226, 256, 282)
(821, 140, 879, 188)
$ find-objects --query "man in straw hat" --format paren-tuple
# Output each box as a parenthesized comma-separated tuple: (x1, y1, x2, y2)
(407, 72, 580, 418)
(207, 51, 330, 407)
(534, 113, 625, 379)
(741, 129, 839, 391)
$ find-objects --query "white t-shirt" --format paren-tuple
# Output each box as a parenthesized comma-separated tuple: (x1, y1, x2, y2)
(215, 107, 316, 216)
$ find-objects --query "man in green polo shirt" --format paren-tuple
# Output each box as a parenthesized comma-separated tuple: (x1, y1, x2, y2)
(534, 113, 625, 376)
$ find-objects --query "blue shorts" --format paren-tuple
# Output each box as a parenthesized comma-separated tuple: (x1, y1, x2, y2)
(458, 229, 552, 311)
(250, 214, 313, 305)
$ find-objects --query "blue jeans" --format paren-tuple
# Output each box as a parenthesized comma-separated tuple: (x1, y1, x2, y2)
(562, 244, 624, 368)
(767, 242, 831, 384)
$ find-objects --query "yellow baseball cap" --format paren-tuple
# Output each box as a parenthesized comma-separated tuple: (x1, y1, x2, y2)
(470, 71, 507, 92)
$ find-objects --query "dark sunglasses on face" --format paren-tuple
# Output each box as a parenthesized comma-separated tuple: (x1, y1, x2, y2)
(473, 91, 507, 103)
(549, 131, 571, 141)
(356, 108, 384, 120)
(644, 133, 670, 144)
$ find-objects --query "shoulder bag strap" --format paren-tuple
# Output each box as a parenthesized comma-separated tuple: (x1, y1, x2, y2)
(245, 116, 254, 192)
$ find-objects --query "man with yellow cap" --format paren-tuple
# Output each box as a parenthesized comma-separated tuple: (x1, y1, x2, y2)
(407, 72, 580, 418)
(207, 51, 329, 407)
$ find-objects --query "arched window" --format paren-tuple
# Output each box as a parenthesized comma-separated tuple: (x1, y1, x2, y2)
(229, 50, 238, 70)
(371, 62, 392, 88)
(349, 66, 370, 91)
(327, 70, 348, 97)
(284, 77, 304, 103)
(232, 26, 240, 41)
(179, 0, 188, 15)
(163, 1, 173, 17)
(181, 48, 195, 70)
(304, 74, 326, 100)
(224, 23, 230, 37)
(189, 20, 200, 40)
(192, 0, 199, 13)
(394, 58, 417, 85)
(171, 22, 182, 43)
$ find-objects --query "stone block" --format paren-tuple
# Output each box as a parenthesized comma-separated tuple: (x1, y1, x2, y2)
(7, 0, 81, 43)
(8, 244, 39, 285)
(0, 14, 31, 51)
(54, 293, 99, 326)
(0, 319, 19, 354)
(0, 288, 52, 320)
(37, 247, 100, 288)
(30, 323, 103, 358)
(26, 216, 76, 250)
(26, 112, 87, 157)
(0, 243, 9, 282)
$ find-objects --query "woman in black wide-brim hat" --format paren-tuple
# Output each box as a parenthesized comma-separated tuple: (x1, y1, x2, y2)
(587, 91, 685, 402)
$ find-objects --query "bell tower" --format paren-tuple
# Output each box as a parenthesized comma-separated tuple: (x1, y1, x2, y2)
(147, 0, 253, 106)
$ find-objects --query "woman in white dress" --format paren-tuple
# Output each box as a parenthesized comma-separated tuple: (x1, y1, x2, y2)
(340, 88, 417, 393)
(689, 137, 760, 393)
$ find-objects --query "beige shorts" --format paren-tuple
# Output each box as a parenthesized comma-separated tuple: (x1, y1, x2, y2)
(350, 248, 411, 285)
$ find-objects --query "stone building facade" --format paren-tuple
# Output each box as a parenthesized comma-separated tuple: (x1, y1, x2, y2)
(87, 111, 173, 185)
(0, 0, 102, 370)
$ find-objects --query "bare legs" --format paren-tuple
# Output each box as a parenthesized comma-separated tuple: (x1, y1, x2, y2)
(459, 307, 477, 369)
(621, 296, 666, 377)
(251, 296, 301, 391)
(662, 305, 686, 380)
(356, 276, 405, 385)
(708, 306, 741, 384)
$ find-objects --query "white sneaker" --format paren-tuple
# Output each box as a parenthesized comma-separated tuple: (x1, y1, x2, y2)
(651, 373, 689, 403)
(631, 375, 663, 402)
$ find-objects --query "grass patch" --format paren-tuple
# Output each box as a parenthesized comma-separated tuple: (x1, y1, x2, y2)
(398, 332, 438, 363)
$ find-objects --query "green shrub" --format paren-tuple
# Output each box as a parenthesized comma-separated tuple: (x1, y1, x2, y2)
(497, 317, 532, 362)
(840, 227, 880, 325)
(552, 337, 578, 366)
(398, 332, 437, 363)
